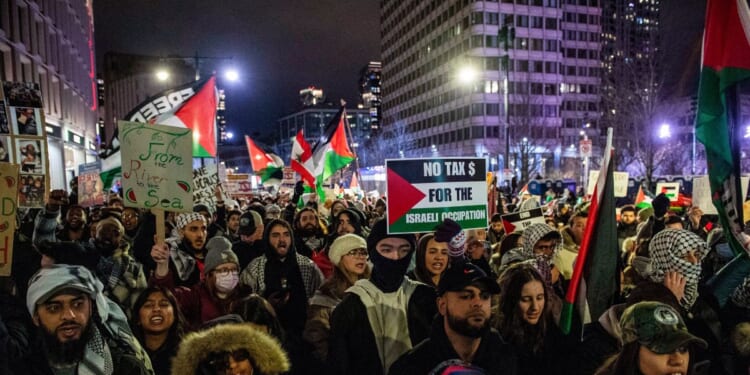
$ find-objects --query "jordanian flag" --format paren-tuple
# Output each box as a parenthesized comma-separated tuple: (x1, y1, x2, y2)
(311, 106, 355, 201)
(560, 131, 619, 336)
(291, 129, 316, 188)
(99, 76, 219, 188)
(245, 135, 284, 186)
(696, 0, 750, 256)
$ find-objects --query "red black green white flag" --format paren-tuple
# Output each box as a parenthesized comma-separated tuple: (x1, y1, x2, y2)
(696, 0, 750, 255)
(310, 106, 355, 201)
(245, 135, 284, 186)
(560, 129, 619, 336)
(290, 129, 316, 189)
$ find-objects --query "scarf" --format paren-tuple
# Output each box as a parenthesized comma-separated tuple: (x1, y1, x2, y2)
(27, 265, 154, 374)
(647, 229, 707, 309)
(166, 237, 197, 282)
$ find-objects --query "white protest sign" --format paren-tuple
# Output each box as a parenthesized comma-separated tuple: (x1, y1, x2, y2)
(587, 170, 629, 197)
(692, 176, 749, 215)
(501, 207, 546, 234)
(655, 182, 680, 202)
(193, 164, 221, 213)
(119, 121, 193, 211)
(385, 157, 488, 234)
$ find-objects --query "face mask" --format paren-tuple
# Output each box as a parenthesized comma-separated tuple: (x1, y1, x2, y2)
(215, 272, 239, 293)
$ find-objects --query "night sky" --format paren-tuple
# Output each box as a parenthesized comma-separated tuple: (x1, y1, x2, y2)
(93, 0, 381, 138)
(94, 1, 705, 139)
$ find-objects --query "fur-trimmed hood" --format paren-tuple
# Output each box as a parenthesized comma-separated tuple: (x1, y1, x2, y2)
(171, 323, 290, 375)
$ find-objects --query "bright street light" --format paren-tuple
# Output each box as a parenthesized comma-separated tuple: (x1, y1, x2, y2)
(155, 70, 170, 81)
(457, 65, 479, 85)
(226, 131, 234, 139)
(224, 69, 240, 82)
(658, 123, 671, 139)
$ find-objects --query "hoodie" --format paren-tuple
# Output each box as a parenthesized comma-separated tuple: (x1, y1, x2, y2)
(171, 323, 290, 375)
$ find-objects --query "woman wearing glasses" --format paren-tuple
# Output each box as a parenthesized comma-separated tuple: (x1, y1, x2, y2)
(172, 322, 290, 375)
(150, 236, 242, 329)
(304, 233, 371, 365)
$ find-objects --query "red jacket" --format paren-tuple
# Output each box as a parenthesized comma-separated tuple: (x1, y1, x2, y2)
(150, 269, 234, 330)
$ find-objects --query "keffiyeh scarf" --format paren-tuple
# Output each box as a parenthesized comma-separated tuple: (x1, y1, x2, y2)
(647, 229, 707, 309)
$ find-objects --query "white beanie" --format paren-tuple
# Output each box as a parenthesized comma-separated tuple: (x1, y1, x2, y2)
(328, 233, 367, 266)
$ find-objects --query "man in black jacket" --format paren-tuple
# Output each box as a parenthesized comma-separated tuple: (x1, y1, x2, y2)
(329, 219, 437, 375)
(389, 261, 517, 375)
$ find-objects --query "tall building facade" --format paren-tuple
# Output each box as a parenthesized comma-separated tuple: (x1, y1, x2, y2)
(0, 0, 99, 188)
(381, 0, 601, 180)
(359, 61, 382, 131)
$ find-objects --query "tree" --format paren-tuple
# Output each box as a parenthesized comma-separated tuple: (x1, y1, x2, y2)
(362, 120, 414, 167)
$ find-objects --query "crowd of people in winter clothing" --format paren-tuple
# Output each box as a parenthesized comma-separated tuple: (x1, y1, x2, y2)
(1, 179, 749, 375)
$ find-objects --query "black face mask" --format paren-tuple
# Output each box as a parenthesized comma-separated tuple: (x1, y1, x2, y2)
(368, 246, 412, 293)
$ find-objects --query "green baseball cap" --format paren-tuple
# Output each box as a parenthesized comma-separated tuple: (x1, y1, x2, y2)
(620, 301, 707, 354)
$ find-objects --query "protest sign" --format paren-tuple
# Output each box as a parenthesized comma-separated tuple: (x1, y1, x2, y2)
(193, 164, 221, 213)
(587, 170, 629, 197)
(119, 121, 193, 211)
(385, 157, 487, 233)
(501, 207, 546, 234)
(78, 161, 104, 207)
(226, 173, 253, 196)
(0, 162, 19, 276)
(693, 175, 749, 215)
(655, 182, 680, 202)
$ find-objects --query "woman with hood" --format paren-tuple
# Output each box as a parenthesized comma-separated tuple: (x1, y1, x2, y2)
(171, 323, 290, 375)
(406, 233, 448, 289)
(304, 233, 371, 363)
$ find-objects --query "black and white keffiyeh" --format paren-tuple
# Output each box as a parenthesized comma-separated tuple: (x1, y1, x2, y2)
(647, 229, 708, 309)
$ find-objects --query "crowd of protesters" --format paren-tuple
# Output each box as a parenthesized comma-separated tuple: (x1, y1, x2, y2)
(1, 177, 749, 375)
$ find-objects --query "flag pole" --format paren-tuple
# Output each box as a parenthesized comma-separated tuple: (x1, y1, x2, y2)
(340, 98, 363, 191)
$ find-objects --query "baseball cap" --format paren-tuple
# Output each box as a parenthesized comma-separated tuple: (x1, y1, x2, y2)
(620, 301, 707, 354)
(437, 261, 501, 296)
(237, 211, 257, 236)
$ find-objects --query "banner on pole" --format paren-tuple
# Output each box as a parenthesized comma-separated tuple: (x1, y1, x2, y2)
(119, 121, 193, 211)
(587, 170, 629, 197)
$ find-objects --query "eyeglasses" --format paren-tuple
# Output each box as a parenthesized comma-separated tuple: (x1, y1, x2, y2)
(207, 349, 251, 373)
(345, 248, 368, 258)
(213, 268, 239, 276)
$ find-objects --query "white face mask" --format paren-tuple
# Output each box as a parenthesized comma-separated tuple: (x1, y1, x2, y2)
(215, 271, 239, 293)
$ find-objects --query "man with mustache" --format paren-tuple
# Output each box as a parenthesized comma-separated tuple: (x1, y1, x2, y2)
(26, 264, 151, 374)
(240, 219, 323, 339)
(293, 207, 326, 258)
(93, 217, 147, 311)
(33, 189, 89, 244)
(389, 261, 518, 375)
(161, 212, 208, 287)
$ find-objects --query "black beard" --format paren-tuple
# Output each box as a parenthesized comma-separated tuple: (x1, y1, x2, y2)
(297, 227, 317, 236)
(40, 320, 93, 365)
(446, 311, 489, 338)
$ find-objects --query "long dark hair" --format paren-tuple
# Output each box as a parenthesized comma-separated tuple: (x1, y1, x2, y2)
(231, 294, 285, 341)
(495, 263, 550, 354)
(594, 342, 696, 375)
(412, 233, 439, 287)
(130, 286, 186, 349)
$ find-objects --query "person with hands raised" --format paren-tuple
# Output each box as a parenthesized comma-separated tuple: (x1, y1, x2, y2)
(33, 189, 89, 244)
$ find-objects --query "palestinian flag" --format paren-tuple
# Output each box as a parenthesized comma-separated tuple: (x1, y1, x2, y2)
(99, 77, 219, 188)
(311, 106, 355, 201)
(560, 131, 619, 336)
(291, 129, 316, 188)
(245, 135, 283, 186)
(696, 0, 750, 256)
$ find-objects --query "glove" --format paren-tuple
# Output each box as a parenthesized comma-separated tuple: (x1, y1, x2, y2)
(292, 181, 305, 203)
(652, 193, 670, 218)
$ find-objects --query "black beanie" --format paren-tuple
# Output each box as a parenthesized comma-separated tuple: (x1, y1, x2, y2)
(367, 219, 416, 255)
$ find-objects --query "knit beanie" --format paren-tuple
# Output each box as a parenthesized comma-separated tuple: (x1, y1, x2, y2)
(329, 233, 367, 266)
(204, 237, 239, 275)
(434, 218, 466, 259)
(367, 219, 416, 292)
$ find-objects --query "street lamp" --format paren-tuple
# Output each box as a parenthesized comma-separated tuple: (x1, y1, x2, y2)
(226, 131, 234, 140)
(224, 69, 240, 82)
(155, 70, 170, 82)
(658, 123, 671, 139)
(457, 65, 479, 86)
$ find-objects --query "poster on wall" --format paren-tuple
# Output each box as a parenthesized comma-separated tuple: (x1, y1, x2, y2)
(1, 81, 49, 208)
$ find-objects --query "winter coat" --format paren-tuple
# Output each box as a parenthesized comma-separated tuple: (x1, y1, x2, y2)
(31, 206, 88, 245)
(389, 317, 519, 375)
(151, 269, 235, 330)
(303, 291, 339, 362)
(171, 323, 290, 375)
(328, 281, 437, 375)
